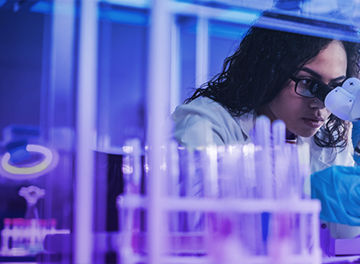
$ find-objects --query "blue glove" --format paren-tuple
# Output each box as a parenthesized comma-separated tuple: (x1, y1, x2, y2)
(352, 121, 360, 165)
(311, 166, 360, 226)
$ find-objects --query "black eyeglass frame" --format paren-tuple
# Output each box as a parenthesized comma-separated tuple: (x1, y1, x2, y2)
(289, 76, 339, 101)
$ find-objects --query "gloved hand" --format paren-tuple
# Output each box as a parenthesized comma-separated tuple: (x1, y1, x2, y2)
(352, 121, 360, 165)
(311, 165, 360, 226)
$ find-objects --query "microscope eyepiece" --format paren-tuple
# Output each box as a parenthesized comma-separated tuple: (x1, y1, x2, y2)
(309, 81, 332, 102)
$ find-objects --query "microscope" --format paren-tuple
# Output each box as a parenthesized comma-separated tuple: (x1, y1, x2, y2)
(314, 77, 360, 121)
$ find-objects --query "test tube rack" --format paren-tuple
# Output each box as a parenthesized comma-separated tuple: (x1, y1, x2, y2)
(117, 133, 322, 264)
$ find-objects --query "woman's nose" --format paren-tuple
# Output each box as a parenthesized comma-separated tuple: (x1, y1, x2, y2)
(309, 97, 326, 109)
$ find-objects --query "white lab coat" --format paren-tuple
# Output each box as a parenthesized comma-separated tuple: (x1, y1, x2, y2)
(172, 96, 360, 238)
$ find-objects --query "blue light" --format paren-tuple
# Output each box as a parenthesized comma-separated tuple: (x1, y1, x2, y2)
(99, 9, 148, 25)
(209, 22, 248, 39)
(30, 0, 52, 13)
(0, 0, 6, 8)
(216, 8, 260, 25)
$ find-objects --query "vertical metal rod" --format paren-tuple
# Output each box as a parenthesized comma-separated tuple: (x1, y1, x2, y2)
(196, 16, 209, 88)
(44, 0, 76, 225)
(147, 0, 171, 263)
(170, 16, 181, 113)
(74, 0, 98, 263)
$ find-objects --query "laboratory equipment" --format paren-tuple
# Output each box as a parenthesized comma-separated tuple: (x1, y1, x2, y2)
(0, 185, 70, 257)
(2, 0, 360, 263)
(117, 117, 322, 264)
(19, 185, 45, 219)
(0, 126, 59, 181)
(0, 218, 60, 256)
(308, 77, 360, 121)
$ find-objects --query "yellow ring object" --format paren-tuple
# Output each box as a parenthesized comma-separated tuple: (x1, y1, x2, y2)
(1, 144, 53, 175)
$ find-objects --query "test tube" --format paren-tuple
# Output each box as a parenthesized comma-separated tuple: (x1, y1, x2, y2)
(167, 142, 180, 235)
(204, 145, 218, 198)
(1, 218, 11, 254)
(254, 116, 272, 199)
(123, 138, 142, 195)
(241, 143, 256, 198)
(296, 144, 311, 255)
(272, 120, 286, 146)
(254, 116, 273, 255)
(119, 138, 143, 262)
(185, 148, 199, 231)
(168, 141, 180, 197)
(218, 145, 240, 198)
(296, 143, 310, 198)
(272, 120, 289, 199)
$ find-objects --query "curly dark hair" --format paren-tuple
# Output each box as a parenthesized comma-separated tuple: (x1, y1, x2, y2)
(186, 15, 360, 149)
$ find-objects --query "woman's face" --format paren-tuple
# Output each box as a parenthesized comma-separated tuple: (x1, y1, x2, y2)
(263, 40, 347, 137)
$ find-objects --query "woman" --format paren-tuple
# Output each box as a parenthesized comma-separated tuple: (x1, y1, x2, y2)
(172, 15, 360, 238)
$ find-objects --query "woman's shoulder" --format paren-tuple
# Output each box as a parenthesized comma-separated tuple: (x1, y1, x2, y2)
(172, 96, 234, 125)
(171, 96, 248, 147)
(173, 96, 225, 114)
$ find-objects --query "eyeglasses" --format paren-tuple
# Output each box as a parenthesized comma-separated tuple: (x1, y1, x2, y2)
(290, 76, 341, 99)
